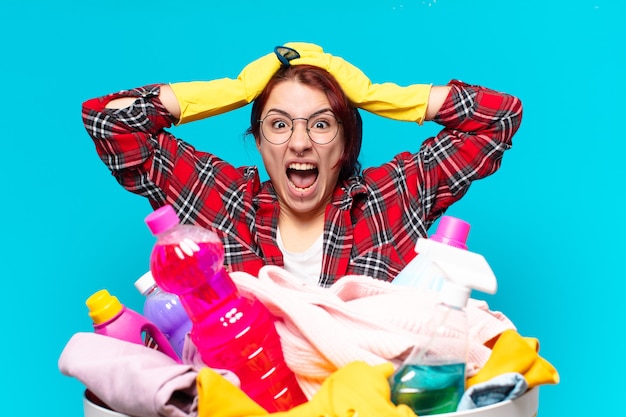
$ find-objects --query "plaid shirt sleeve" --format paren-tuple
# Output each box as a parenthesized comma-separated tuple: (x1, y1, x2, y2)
(81, 84, 256, 223)
(414, 79, 523, 221)
(81, 84, 177, 206)
(82, 84, 267, 271)
(340, 80, 523, 283)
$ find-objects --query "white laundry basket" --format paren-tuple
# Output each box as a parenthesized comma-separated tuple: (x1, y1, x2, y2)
(83, 387, 539, 417)
(83, 391, 127, 417)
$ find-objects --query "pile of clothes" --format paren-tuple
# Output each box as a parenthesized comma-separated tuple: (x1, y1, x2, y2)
(59, 266, 559, 417)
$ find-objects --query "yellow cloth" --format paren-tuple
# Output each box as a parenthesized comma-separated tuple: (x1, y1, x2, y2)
(467, 329, 560, 389)
(170, 51, 281, 124)
(197, 361, 417, 417)
(285, 42, 432, 124)
(197, 367, 267, 417)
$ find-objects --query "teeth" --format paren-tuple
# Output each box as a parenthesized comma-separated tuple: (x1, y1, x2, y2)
(288, 163, 316, 170)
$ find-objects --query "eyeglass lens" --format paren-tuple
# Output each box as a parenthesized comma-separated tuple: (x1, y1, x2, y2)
(260, 112, 340, 145)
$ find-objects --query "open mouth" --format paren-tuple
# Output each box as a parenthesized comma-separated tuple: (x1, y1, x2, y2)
(287, 162, 319, 192)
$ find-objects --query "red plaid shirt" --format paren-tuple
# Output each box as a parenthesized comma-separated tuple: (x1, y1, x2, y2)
(83, 80, 522, 286)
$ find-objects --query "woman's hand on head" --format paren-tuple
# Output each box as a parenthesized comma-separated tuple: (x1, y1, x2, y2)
(285, 42, 373, 105)
(282, 42, 433, 124)
(237, 51, 283, 103)
(165, 49, 283, 124)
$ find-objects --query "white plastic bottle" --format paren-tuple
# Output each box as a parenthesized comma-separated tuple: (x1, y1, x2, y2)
(390, 237, 497, 415)
(134, 271, 193, 359)
(393, 215, 470, 290)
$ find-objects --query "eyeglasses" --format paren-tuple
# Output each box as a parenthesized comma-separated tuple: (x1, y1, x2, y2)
(258, 112, 342, 145)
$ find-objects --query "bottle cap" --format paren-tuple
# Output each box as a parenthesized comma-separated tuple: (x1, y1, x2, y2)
(134, 271, 157, 295)
(145, 204, 181, 235)
(430, 216, 470, 250)
(86, 289, 123, 324)
(440, 280, 471, 309)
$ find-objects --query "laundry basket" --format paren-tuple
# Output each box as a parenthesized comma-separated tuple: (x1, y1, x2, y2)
(83, 386, 539, 417)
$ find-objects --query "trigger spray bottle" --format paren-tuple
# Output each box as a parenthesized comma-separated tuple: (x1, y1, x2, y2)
(390, 237, 498, 415)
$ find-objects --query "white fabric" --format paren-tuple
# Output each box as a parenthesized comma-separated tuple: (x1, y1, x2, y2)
(276, 226, 323, 285)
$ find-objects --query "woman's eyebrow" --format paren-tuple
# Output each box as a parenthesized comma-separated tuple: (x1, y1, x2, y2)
(264, 108, 291, 117)
(265, 108, 335, 118)
(308, 108, 335, 118)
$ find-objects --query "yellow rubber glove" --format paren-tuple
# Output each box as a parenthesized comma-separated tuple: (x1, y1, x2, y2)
(297, 361, 417, 417)
(197, 362, 417, 417)
(196, 367, 268, 417)
(170, 51, 282, 124)
(285, 42, 432, 124)
(467, 330, 560, 389)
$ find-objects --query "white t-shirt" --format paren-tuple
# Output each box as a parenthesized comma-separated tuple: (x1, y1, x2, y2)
(276, 226, 323, 285)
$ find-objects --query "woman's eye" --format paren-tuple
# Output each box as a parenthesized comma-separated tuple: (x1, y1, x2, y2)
(272, 120, 288, 129)
(313, 120, 329, 129)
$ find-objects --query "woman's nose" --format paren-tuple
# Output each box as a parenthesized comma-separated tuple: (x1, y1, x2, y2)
(289, 120, 312, 150)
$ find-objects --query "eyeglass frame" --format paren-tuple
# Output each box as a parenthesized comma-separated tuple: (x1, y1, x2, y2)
(257, 110, 343, 145)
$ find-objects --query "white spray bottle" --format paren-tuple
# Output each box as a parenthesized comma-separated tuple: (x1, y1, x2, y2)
(393, 215, 471, 290)
(390, 236, 498, 415)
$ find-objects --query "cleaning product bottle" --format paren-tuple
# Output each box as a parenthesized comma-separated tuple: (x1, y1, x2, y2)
(390, 237, 498, 415)
(134, 271, 193, 359)
(393, 215, 471, 290)
(145, 204, 307, 412)
(86, 289, 181, 363)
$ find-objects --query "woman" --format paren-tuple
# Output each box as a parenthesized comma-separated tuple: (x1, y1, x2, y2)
(82, 43, 522, 286)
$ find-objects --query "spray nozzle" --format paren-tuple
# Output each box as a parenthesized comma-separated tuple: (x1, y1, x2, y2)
(414, 237, 497, 308)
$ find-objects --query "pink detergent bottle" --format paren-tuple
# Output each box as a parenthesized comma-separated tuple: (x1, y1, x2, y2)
(145, 204, 307, 412)
(86, 289, 181, 363)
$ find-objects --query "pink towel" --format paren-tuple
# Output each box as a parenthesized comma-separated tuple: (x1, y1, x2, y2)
(230, 266, 516, 398)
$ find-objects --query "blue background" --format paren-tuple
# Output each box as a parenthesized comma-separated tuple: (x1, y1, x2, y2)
(2, 0, 624, 415)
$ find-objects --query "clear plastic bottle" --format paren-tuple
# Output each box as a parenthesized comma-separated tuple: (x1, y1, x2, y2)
(144, 204, 307, 412)
(390, 283, 468, 414)
(393, 215, 470, 290)
(134, 271, 193, 359)
(86, 289, 181, 363)
(390, 236, 498, 415)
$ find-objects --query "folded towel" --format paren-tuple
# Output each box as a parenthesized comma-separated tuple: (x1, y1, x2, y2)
(58, 332, 237, 417)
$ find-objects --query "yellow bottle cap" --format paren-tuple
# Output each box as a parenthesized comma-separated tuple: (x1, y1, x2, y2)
(86, 289, 123, 324)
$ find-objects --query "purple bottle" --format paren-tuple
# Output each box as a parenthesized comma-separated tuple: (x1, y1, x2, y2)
(134, 271, 193, 359)
(144, 204, 307, 412)
(85, 289, 181, 363)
